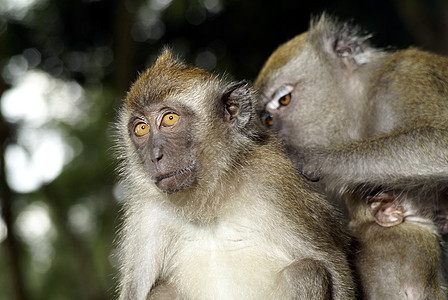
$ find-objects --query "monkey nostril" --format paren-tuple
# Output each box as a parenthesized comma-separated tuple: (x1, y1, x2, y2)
(151, 153, 163, 163)
(150, 148, 163, 163)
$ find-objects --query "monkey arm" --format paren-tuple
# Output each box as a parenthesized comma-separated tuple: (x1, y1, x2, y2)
(118, 239, 163, 300)
(118, 205, 168, 300)
(278, 259, 332, 299)
(292, 124, 448, 191)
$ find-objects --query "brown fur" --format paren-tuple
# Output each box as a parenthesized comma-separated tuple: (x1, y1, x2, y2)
(125, 50, 212, 108)
(255, 14, 448, 299)
(115, 49, 357, 299)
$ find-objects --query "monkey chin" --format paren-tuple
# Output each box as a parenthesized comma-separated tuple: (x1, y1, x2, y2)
(153, 166, 196, 194)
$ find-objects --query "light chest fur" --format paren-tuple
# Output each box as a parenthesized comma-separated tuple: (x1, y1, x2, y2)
(136, 192, 300, 300)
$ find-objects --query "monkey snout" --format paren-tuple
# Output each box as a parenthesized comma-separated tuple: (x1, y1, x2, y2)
(150, 147, 163, 163)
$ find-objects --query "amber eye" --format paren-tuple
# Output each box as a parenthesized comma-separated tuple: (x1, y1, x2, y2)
(279, 93, 291, 106)
(262, 111, 274, 127)
(134, 122, 149, 136)
(161, 113, 179, 127)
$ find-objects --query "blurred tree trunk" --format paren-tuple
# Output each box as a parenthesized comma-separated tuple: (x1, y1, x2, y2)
(43, 185, 107, 300)
(113, 0, 141, 97)
(0, 34, 27, 299)
(0, 119, 27, 300)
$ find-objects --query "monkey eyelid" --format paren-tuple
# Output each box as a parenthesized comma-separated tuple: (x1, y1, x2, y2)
(159, 111, 180, 128)
(267, 85, 294, 110)
(129, 117, 147, 130)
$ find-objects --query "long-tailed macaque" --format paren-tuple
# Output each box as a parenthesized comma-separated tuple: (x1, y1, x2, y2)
(115, 49, 356, 299)
(254, 14, 448, 298)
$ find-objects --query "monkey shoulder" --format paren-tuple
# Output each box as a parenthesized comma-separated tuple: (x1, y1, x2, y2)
(371, 49, 448, 101)
(240, 142, 350, 251)
(363, 48, 448, 133)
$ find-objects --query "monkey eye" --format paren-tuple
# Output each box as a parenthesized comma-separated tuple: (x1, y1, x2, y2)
(161, 112, 179, 127)
(135, 122, 150, 136)
(278, 93, 291, 106)
(262, 111, 274, 127)
(267, 85, 294, 110)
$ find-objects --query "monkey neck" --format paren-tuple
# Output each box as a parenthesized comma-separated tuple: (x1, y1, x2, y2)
(163, 164, 245, 225)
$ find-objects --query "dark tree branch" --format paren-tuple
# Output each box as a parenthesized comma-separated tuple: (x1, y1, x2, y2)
(0, 100, 27, 300)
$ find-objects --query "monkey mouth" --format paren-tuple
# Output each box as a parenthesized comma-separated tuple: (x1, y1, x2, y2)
(153, 165, 195, 193)
(155, 165, 194, 181)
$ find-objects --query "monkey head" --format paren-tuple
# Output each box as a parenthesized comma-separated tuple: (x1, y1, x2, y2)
(255, 14, 382, 148)
(117, 49, 263, 196)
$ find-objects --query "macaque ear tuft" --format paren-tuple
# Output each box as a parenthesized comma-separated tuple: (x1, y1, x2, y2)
(314, 14, 374, 69)
(222, 80, 253, 129)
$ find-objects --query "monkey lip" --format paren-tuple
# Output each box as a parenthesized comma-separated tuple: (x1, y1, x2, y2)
(155, 165, 193, 181)
(153, 165, 195, 193)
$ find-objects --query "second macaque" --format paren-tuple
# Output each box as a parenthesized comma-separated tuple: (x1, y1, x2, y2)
(255, 14, 448, 298)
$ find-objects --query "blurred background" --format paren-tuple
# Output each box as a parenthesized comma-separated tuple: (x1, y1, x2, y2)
(1, 0, 447, 299)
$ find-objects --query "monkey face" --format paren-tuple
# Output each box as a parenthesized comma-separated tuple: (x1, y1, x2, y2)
(258, 80, 328, 148)
(254, 26, 366, 147)
(128, 103, 198, 194)
(259, 84, 296, 141)
(119, 49, 263, 198)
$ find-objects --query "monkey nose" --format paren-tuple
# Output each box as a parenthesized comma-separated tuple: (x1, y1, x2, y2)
(150, 147, 163, 163)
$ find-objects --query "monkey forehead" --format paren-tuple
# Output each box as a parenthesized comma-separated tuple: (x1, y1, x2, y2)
(254, 32, 308, 90)
(126, 76, 216, 108)
(125, 50, 216, 107)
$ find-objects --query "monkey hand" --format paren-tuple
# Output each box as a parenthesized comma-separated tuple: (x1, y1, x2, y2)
(300, 158, 323, 182)
(285, 145, 323, 182)
(298, 159, 322, 182)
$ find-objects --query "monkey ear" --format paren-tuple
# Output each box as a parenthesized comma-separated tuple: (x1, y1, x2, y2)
(367, 193, 405, 227)
(318, 17, 374, 70)
(221, 80, 252, 128)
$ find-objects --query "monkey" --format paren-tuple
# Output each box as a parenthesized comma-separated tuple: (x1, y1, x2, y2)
(114, 49, 357, 299)
(255, 14, 448, 196)
(254, 14, 448, 298)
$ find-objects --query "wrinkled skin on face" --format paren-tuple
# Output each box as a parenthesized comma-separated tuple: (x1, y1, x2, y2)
(128, 103, 197, 194)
